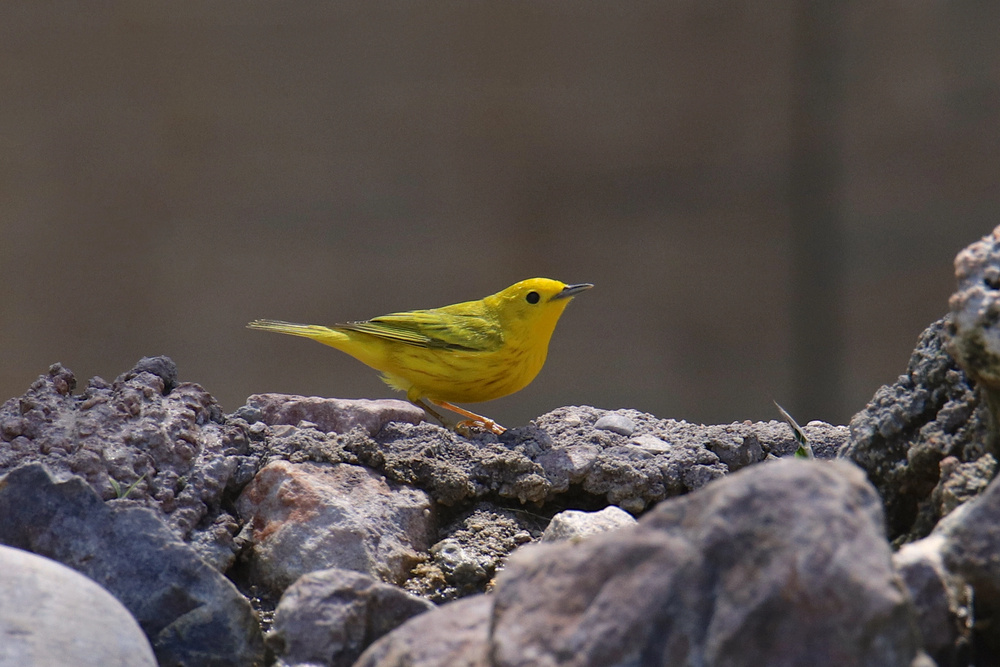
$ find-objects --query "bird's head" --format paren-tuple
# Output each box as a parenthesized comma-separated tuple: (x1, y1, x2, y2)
(486, 278, 592, 340)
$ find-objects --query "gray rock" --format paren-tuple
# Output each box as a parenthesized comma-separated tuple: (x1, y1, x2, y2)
(0, 358, 256, 568)
(244, 394, 425, 436)
(946, 224, 1000, 394)
(841, 319, 990, 542)
(533, 407, 844, 512)
(236, 460, 435, 596)
(346, 421, 552, 505)
(0, 544, 157, 667)
(0, 463, 265, 667)
(593, 412, 636, 436)
(893, 534, 968, 666)
(541, 505, 637, 542)
(939, 470, 1000, 659)
(353, 594, 491, 667)
(490, 459, 919, 667)
(704, 426, 765, 470)
(252, 404, 846, 516)
(269, 568, 433, 667)
(345, 406, 831, 513)
(930, 454, 997, 519)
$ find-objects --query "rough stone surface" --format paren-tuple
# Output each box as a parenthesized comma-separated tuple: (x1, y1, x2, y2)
(269, 568, 434, 667)
(0, 544, 158, 667)
(240, 394, 425, 436)
(239, 397, 846, 515)
(939, 471, 1000, 660)
(541, 505, 637, 542)
(0, 358, 257, 569)
(893, 534, 969, 666)
(946, 225, 1000, 392)
(328, 407, 845, 513)
(490, 459, 919, 667)
(1, 350, 971, 665)
(0, 463, 265, 667)
(353, 594, 491, 667)
(405, 503, 538, 603)
(931, 454, 997, 520)
(236, 460, 435, 596)
(841, 319, 992, 542)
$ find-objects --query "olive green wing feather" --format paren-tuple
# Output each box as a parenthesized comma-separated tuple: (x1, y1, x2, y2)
(335, 305, 503, 352)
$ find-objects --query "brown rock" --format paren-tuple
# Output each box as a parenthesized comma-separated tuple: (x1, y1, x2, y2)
(236, 460, 435, 596)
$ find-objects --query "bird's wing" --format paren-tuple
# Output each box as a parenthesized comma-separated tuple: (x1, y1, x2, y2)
(335, 307, 503, 352)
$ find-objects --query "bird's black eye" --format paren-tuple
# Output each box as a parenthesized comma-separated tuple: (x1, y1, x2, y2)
(526, 291, 540, 304)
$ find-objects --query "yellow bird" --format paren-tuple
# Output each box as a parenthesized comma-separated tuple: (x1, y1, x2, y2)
(247, 278, 592, 434)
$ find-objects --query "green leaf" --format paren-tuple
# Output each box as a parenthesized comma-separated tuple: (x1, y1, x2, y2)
(774, 400, 814, 459)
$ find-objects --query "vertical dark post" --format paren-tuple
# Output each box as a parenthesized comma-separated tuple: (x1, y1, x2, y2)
(789, 1, 846, 423)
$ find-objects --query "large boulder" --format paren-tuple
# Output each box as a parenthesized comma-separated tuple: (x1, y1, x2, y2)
(0, 463, 265, 667)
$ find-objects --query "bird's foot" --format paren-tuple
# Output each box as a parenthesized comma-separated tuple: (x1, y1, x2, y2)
(412, 398, 507, 437)
(455, 418, 507, 436)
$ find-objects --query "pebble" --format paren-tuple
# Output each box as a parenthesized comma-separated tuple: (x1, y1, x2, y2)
(593, 413, 636, 436)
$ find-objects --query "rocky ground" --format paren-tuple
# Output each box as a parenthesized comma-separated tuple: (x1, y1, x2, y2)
(5, 228, 1000, 666)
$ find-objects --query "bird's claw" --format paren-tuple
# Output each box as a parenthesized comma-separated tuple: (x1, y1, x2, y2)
(455, 418, 506, 436)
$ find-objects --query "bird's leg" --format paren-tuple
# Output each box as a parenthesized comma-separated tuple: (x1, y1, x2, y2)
(427, 399, 507, 435)
(409, 398, 453, 429)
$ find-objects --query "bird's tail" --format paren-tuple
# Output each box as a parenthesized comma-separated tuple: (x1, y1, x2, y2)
(246, 319, 348, 347)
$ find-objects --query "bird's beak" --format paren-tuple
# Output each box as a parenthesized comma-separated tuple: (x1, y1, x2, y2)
(551, 283, 594, 300)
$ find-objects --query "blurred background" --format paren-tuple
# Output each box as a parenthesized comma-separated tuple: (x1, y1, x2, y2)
(2, 4, 998, 427)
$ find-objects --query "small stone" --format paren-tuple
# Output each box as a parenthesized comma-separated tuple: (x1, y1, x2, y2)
(594, 413, 636, 436)
(245, 394, 424, 436)
(629, 434, 671, 454)
(541, 506, 637, 542)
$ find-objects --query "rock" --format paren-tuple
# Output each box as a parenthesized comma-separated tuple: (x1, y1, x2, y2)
(0, 358, 257, 568)
(405, 503, 537, 603)
(0, 463, 265, 666)
(268, 568, 433, 667)
(490, 459, 919, 667)
(946, 224, 1000, 393)
(593, 412, 636, 436)
(893, 534, 968, 666)
(541, 505, 637, 542)
(939, 470, 1000, 660)
(910, 652, 940, 667)
(346, 421, 552, 505)
(249, 404, 847, 517)
(0, 544, 157, 667)
(236, 460, 435, 596)
(337, 407, 844, 514)
(532, 407, 845, 511)
(243, 394, 425, 436)
(930, 454, 997, 519)
(353, 594, 492, 667)
(840, 319, 990, 542)
(628, 433, 672, 454)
